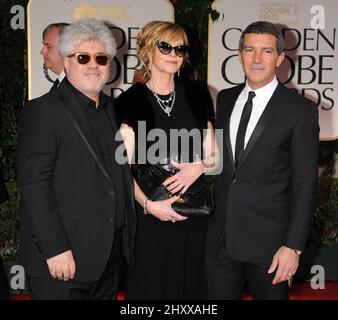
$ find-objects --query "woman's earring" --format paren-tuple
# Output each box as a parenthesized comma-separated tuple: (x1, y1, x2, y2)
(177, 69, 180, 77)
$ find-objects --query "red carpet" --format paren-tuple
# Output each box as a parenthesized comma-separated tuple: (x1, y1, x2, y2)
(118, 281, 338, 300)
(242, 281, 338, 300)
(289, 281, 338, 300)
(9, 281, 338, 300)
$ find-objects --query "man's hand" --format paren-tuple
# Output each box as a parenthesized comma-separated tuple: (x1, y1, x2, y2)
(267, 245, 300, 285)
(46, 250, 76, 281)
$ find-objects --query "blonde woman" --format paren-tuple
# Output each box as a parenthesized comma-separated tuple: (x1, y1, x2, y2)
(115, 21, 218, 299)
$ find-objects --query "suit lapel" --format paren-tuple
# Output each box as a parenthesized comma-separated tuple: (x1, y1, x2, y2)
(236, 82, 285, 170)
(224, 99, 236, 170)
(49, 79, 59, 92)
(57, 81, 112, 184)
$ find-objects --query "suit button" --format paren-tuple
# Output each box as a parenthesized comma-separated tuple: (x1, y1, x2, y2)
(232, 178, 237, 184)
(109, 217, 114, 223)
(108, 190, 115, 196)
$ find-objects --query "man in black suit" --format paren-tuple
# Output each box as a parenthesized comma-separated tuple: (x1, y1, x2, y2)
(17, 19, 136, 300)
(207, 21, 319, 300)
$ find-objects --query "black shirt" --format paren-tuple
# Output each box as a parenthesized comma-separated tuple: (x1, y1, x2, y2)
(65, 79, 125, 230)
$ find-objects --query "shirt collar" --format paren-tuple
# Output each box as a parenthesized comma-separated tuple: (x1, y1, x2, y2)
(58, 70, 66, 83)
(65, 78, 107, 110)
(244, 76, 278, 101)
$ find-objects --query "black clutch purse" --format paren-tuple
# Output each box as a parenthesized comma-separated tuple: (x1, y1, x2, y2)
(132, 161, 214, 217)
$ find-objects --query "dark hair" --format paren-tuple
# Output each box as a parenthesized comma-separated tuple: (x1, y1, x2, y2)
(239, 21, 284, 55)
(42, 22, 69, 39)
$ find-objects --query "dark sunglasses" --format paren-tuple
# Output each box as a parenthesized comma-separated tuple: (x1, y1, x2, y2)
(67, 52, 111, 66)
(155, 40, 188, 57)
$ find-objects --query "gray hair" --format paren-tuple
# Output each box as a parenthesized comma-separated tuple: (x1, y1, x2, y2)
(59, 19, 116, 58)
(42, 22, 69, 39)
(239, 21, 284, 55)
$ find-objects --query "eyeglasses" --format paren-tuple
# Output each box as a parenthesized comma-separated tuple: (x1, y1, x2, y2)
(155, 40, 188, 57)
(67, 52, 111, 66)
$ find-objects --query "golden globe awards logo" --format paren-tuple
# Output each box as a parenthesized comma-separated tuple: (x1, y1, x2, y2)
(260, 2, 299, 25)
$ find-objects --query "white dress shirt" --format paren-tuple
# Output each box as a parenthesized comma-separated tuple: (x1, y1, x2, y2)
(230, 77, 278, 159)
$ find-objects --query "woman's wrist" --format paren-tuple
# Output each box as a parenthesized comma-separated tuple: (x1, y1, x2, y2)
(144, 199, 156, 216)
(202, 155, 216, 174)
(200, 160, 208, 174)
(143, 197, 149, 215)
(202, 161, 207, 174)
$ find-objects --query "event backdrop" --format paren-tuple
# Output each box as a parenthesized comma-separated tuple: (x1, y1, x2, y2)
(208, 0, 337, 140)
(27, 0, 173, 99)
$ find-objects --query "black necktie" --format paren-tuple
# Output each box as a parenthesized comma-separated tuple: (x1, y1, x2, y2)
(235, 91, 255, 168)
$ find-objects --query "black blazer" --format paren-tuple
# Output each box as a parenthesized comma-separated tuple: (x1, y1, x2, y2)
(207, 82, 319, 264)
(16, 80, 136, 282)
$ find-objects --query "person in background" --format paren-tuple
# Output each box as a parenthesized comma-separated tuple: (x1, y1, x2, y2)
(40, 22, 68, 90)
(207, 21, 319, 300)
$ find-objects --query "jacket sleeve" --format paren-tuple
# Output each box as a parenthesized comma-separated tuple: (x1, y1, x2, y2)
(204, 86, 215, 127)
(285, 99, 319, 251)
(16, 101, 70, 259)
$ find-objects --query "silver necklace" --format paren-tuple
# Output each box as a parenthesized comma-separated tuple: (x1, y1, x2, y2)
(147, 83, 176, 117)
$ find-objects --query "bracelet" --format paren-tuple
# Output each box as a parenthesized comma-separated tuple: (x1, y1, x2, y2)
(143, 197, 149, 215)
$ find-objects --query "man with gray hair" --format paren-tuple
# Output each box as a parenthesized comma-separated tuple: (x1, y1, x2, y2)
(17, 19, 136, 299)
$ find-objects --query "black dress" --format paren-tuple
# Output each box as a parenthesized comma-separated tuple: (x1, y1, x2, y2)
(115, 80, 214, 300)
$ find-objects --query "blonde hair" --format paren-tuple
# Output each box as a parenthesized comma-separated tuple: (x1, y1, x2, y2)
(136, 21, 189, 82)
